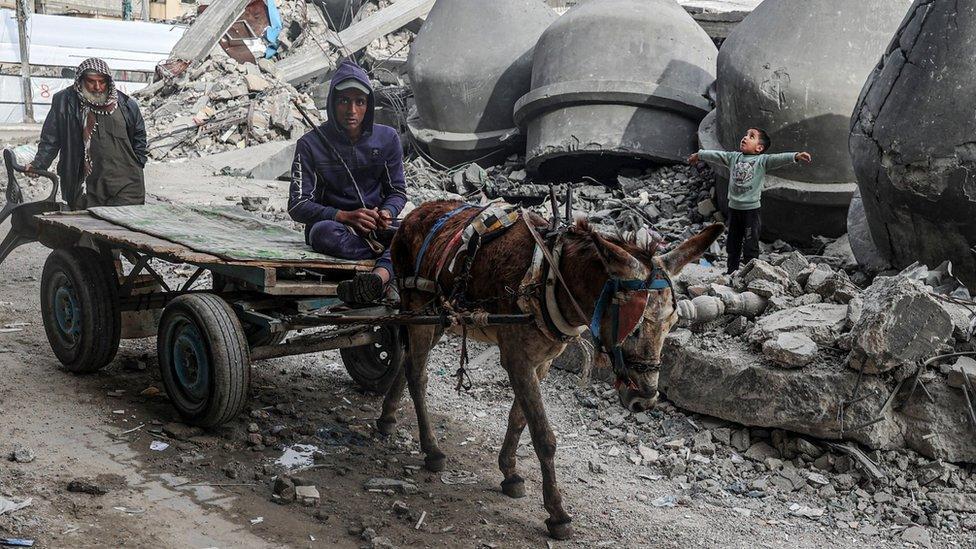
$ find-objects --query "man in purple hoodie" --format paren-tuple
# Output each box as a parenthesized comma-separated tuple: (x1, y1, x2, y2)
(289, 60, 407, 304)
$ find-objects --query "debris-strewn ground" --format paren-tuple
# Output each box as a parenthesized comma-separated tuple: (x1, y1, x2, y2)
(0, 156, 974, 548)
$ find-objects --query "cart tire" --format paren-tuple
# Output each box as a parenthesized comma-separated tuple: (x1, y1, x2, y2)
(158, 293, 250, 427)
(40, 247, 121, 373)
(339, 325, 403, 394)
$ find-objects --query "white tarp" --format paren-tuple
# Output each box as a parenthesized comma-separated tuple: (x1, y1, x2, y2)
(0, 75, 147, 123)
(0, 9, 186, 72)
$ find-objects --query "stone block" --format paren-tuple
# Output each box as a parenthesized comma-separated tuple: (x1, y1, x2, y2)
(947, 356, 976, 389)
(762, 332, 818, 368)
(245, 74, 271, 92)
(774, 251, 811, 279)
(742, 259, 790, 288)
(660, 340, 902, 450)
(848, 275, 953, 374)
(753, 303, 848, 346)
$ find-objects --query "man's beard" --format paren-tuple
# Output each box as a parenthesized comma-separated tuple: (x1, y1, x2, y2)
(80, 87, 109, 106)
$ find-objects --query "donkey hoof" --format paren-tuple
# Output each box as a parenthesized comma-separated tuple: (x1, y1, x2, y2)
(424, 453, 447, 472)
(546, 518, 574, 540)
(376, 418, 396, 436)
(500, 476, 525, 498)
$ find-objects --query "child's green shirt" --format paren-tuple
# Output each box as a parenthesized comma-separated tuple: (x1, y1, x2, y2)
(697, 150, 798, 210)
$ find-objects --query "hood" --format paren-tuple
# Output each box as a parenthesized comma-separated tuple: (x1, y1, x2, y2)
(327, 59, 375, 137)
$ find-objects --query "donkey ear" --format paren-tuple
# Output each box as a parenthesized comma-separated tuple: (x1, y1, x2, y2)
(660, 223, 724, 276)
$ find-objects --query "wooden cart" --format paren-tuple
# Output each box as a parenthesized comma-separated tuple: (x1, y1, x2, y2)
(0, 150, 531, 427)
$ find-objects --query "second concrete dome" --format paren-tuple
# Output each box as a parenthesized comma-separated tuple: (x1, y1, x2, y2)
(514, 0, 717, 180)
(698, 0, 910, 244)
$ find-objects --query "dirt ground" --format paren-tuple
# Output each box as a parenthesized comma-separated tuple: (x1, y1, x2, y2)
(0, 163, 965, 548)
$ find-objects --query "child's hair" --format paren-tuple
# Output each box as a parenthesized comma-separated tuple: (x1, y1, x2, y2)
(750, 127, 771, 152)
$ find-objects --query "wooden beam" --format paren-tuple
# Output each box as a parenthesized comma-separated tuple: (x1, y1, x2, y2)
(278, 0, 434, 86)
(169, 0, 249, 63)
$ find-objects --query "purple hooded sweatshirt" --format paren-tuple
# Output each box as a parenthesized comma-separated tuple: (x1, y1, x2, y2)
(288, 61, 407, 260)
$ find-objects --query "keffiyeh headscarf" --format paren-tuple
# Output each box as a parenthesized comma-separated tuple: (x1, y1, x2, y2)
(74, 57, 118, 177)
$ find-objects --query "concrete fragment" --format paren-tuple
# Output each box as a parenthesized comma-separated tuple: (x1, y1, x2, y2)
(295, 485, 320, 506)
(744, 442, 778, 461)
(762, 332, 817, 368)
(408, 0, 557, 167)
(850, 0, 976, 291)
(515, 0, 716, 177)
(245, 74, 270, 93)
(927, 492, 976, 513)
(660, 340, 902, 450)
(747, 278, 785, 298)
(363, 478, 418, 495)
(947, 357, 976, 389)
(774, 251, 811, 279)
(848, 275, 953, 374)
(742, 259, 790, 288)
(823, 234, 858, 270)
(753, 303, 848, 346)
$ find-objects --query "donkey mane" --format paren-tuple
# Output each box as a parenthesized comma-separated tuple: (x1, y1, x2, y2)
(563, 218, 658, 267)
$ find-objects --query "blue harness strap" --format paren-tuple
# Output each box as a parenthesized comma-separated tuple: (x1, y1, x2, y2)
(414, 204, 476, 274)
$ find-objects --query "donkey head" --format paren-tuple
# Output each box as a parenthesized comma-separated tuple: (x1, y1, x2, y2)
(589, 223, 724, 412)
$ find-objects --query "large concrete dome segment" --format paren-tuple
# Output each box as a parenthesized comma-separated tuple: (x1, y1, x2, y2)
(407, 0, 558, 167)
(715, 0, 911, 185)
(850, 0, 976, 289)
(516, 0, 717, 179)
(528, 0, 716, 97)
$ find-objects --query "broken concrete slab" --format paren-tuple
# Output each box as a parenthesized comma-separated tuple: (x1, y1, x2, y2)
(660, 338, 901, 449)
(278, 0, 436, 85)
(848, 275, 953, 374)
(187, 140, 297, 181)
(762, 332, 817, 368)
(170, 0, 250, 64)
(947, 356, 976, 390)
(752, 303, 848, 346)
(899, 377, 976, 463)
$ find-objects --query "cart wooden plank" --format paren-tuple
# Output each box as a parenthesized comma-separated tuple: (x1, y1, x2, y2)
(36, 211, 374, 273)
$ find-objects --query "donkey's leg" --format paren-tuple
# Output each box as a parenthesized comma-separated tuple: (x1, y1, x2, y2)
(501, 348, 573, 540)
(403, 325, 447, 472)
(376, 367, 406, 436)
(498, 398, 527, 498)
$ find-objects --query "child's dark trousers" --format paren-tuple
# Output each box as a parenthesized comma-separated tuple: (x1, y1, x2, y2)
(726, 207, 761, 275)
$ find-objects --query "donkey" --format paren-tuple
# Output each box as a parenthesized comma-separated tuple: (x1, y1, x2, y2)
(377, 200, 722, 539)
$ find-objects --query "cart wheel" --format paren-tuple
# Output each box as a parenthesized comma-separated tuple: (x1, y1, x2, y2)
(40, 247, 121, 373)
(339, 325, 403, 394)
(158, 293, 250, 427)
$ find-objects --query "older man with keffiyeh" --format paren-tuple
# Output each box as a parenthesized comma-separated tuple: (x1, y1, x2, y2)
(28, 57, 147, 210)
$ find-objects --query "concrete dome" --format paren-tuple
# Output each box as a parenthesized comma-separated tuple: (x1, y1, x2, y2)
(850, 1, 976, 289)
(514, 0, 716, 180)
(407, 0, 557, 168)
(698, 0, 909, 244)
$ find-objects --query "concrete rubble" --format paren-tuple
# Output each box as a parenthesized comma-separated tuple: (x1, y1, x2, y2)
(140, 49, 320, 160)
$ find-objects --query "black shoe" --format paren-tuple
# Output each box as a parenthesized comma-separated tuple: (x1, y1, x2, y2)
(337, 273, 384, 305)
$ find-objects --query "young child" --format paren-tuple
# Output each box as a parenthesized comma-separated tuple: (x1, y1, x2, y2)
(688, 128, 812, 274)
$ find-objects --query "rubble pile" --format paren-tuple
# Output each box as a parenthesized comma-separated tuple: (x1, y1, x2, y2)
(139, 50, 320, 160)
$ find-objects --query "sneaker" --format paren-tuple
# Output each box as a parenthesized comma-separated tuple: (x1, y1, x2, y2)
(337, 273, 384, 305)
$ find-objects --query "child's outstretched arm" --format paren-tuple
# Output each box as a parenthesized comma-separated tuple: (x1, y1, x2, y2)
(688, 149, 736, 168)
(765, 151, 813, 170)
